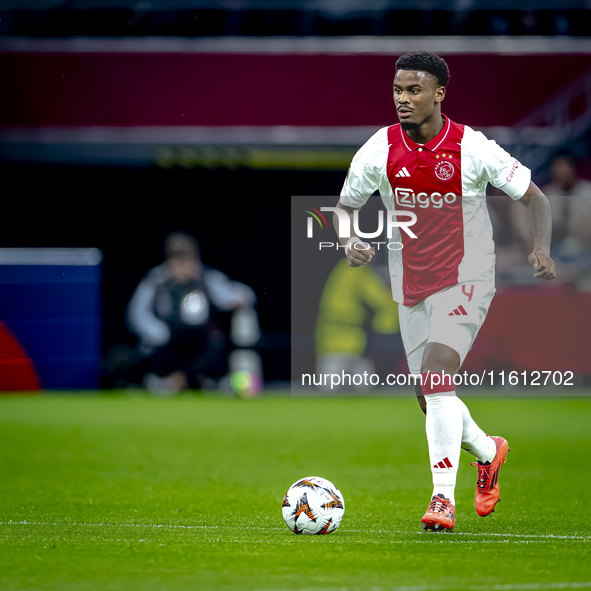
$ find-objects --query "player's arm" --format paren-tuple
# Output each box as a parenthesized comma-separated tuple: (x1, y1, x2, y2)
(337, 128, 386, 267)
(334, 201, 375, 268)
(518, 182, 556, 280)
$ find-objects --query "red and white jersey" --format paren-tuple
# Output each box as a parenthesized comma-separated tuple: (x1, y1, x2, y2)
(340, 115, 531, 306)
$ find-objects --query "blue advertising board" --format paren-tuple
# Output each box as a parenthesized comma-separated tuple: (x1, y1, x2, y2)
(0, 248, 102, 389)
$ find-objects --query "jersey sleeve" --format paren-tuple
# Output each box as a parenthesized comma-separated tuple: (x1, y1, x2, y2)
(340, 128, 385, 208)
(468, 129, 531, 200)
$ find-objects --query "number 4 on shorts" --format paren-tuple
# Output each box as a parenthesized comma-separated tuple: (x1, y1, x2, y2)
(462, 284, 474, 302)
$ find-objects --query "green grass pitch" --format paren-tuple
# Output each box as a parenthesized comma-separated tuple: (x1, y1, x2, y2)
(1, 392, 590, 591)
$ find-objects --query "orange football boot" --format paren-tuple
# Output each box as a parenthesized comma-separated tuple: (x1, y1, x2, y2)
(421, 493, 456, 532)
(471, 435, 510, 517)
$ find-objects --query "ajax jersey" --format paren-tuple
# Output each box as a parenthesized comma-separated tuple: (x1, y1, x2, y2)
(340, 115, 531, 306)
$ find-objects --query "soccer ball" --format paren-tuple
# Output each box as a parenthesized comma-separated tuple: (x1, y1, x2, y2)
(281, 476, 345, 535)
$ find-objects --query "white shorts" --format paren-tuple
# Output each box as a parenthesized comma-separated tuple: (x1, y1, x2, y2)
(398, 281, 495, 375)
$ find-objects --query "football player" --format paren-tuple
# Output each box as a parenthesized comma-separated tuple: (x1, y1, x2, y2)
(337, 51, 556, 531)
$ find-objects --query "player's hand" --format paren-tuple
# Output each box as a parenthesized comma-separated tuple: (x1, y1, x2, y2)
(528, 250, 556, 280)
(346, 239, 375, 267)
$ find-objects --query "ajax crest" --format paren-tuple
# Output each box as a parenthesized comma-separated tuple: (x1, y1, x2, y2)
(435, 160, 455, 181)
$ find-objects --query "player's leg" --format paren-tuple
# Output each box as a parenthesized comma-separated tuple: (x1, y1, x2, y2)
(425, 282, 508, 520)
(419, 340, 462, 531)
(399, 295, 499, 529)
(407, 324, 460, 414)
(398, 303, 458, 530)
(398, 302, 430, 414)
(422, 340, 494, 466)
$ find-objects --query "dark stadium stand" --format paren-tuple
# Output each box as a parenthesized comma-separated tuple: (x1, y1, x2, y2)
(2, 1, 591, 37)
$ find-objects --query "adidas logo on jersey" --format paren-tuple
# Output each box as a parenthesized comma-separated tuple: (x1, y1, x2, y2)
(395, 167, 411, 178)
(449, 305, 468, 316)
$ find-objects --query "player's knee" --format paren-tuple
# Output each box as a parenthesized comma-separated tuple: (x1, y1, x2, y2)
(420, 342, 460, 375)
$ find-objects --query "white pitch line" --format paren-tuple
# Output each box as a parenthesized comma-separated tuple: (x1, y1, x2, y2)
(345, 528, 591, 541)
(261, 584, 591, 591)
(0, 521, 284, 532)
(1, 521, 589, 542)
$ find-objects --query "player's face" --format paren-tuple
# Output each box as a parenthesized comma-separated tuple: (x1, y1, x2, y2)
(393, 70, 444, 131)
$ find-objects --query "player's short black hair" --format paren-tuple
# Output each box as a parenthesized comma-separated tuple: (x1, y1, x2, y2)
(395, 51, 450, 87)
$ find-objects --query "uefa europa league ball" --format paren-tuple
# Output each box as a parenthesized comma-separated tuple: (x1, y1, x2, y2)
(281, 476, 345, 535)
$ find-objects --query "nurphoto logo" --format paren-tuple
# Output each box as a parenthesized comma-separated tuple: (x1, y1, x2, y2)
(305, 206, 418, 251)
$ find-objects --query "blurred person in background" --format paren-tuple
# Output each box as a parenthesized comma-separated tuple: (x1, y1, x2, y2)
(511, 153, 591, 289)
(127, 231, 262, 396)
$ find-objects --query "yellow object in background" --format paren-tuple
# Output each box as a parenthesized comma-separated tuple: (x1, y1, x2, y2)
(315, 259, 399, 358)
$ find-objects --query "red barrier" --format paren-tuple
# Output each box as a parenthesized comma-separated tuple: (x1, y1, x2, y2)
(0, 321, 41, 391)
(1, 53, 591, 128)
(465, 285, 591, 374)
